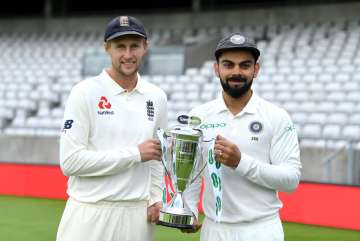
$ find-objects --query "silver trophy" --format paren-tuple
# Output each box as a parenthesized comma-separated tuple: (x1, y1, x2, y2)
(157, 116, 205, 229)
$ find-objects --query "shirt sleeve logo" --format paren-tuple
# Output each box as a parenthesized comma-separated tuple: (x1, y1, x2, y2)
(62, 119, 74, 133)
(249, 121, 263, 133)
(146, 100, 154, 121)
(286, 124, 296, 132)
(63, 119, 73, 129)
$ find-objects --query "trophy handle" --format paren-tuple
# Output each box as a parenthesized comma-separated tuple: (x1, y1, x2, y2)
(187, 162, 207, 187)
(187, 141, 207, 187)
(157, 129, 173, 180)
(186, 136, 215, 187)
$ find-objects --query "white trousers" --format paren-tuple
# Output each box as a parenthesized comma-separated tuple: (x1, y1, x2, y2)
(200, 215, 284, 241)
(56, 198, 153, 241)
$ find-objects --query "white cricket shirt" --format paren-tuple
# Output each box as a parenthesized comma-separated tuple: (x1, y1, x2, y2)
(186, 92, 301, 223)
(60, 70, 167, 205)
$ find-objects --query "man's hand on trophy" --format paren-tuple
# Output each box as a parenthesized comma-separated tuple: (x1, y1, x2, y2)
(214, 135, 241, 168)
(138, 139, 162, 162)
(147, 201, 162, 224)
(180, 218, 202, 233)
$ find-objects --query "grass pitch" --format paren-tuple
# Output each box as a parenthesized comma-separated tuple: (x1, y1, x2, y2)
(0, 196, 359, 241)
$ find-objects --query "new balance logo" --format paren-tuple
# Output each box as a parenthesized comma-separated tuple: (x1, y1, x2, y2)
(62, 119, 74, 133)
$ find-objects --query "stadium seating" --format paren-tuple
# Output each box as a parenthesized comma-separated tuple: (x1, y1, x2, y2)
(0, 20, 359, 150)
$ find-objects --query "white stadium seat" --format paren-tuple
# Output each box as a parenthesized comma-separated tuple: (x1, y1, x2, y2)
(342, 126, 360, 140)
(301, 124, 322, 139)
(322, 124, 342, 139)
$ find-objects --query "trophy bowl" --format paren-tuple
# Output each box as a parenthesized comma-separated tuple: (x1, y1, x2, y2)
(157, 126, 203, 229)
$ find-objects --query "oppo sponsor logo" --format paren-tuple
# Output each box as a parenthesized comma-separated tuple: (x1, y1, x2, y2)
(200, 123, 226, 129)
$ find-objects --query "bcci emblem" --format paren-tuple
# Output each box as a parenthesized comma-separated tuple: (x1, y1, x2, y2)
(249, 121, 263, 133)
(146, 100, 154, 121)
(230, 34, 246, 45)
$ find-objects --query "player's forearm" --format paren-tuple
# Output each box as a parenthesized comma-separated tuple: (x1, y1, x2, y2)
(236, 153, 301, 192)
(149, 160, 164, 206)
(149, 187, 163, 206)
(60, 142, 141, 177)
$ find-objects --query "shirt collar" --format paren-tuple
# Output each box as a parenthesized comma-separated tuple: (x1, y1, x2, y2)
(214, 91, 259, 115)
(133, 74, 146, 94)
(213, 93, 229, 113)
(241, 92, 259, 114)
(100, 69, 146, 95)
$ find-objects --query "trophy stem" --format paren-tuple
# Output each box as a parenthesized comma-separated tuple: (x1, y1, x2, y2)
(158, 192, 195, 229)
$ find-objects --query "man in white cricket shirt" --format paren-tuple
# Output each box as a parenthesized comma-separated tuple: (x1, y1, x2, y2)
(184, 33, 301, 241)
(56, 16, 167, 241)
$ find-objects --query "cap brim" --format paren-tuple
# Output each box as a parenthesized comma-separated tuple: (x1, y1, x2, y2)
(105, 31, 146, 41)
(215, 46, 260, 60)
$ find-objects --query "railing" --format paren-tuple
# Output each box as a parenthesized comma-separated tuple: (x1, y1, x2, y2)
(318, 139, 360, 185)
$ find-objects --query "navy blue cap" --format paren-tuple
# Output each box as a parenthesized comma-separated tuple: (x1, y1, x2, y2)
(104, 16, 147, 42)
(215, 33, 260, 61)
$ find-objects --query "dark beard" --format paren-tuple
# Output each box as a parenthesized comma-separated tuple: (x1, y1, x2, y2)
(220, 75, 253, 98)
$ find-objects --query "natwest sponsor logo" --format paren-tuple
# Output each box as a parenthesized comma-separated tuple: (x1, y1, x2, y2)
(97, 96, 114, 115)
(98, 96, 111, 109)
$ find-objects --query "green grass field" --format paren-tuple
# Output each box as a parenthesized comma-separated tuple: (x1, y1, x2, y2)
(0, 196, 359, 241)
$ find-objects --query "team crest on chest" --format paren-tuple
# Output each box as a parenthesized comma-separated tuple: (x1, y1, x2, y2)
(146, 100, 154, 121)
(249, 121, 263, 133)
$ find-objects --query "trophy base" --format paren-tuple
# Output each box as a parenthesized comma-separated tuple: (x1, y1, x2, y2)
(157, 220, 194, 230)
(157, 210, 194, 229)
